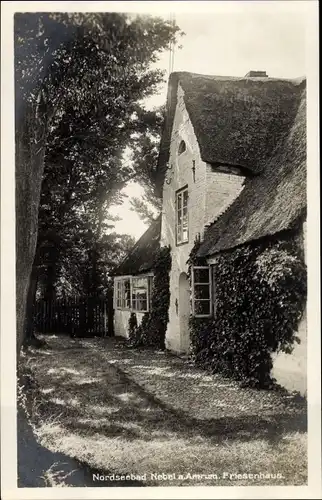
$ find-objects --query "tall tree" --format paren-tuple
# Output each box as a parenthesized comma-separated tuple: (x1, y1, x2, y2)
(15, 12, 181, 349)
(129, 105, 165, 222)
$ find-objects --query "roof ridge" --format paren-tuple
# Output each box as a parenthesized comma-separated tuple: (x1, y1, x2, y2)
(170, 70, 306, 85)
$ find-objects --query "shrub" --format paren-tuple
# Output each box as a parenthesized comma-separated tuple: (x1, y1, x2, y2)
(128, 312, 139, 347)
(127, 246, 171, 349)
(188, 229, 307, 387)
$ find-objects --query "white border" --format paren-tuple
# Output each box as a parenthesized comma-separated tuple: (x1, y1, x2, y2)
(1, 2, 320, 499)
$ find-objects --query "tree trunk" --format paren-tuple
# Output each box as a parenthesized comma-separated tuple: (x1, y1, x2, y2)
(23, 265, 46, 348)
(16, 103, 46, 354)
(107, 287, 114, 336)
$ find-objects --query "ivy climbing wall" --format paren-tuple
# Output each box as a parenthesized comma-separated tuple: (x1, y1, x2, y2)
(188, 227, 307, 390)
(271, 221, 307, 395)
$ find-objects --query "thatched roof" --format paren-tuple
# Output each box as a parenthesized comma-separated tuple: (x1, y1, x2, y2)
(114, 215, 161, 276)
(156, 71, 305, 195)
(117, 71, 306, 271)
(198, 89, 307, 257)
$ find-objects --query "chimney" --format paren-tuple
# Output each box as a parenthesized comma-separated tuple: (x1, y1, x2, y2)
(245, 70, 268, 78)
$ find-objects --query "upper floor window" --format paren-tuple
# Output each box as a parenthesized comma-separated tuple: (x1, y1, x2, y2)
(178, 140, 186, 155)
(176, 186, 189, 245)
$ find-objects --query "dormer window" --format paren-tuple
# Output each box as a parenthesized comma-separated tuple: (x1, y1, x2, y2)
(211, 164, 244, 176)
(178, 140, 186, 155)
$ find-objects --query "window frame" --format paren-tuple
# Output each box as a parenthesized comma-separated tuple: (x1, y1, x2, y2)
(175, 185, 189, 246)
(131, 276, 149, 312)
(114, 275, 152, 313)
(114, 276, 131, 310)
(191, 265, 213, 318)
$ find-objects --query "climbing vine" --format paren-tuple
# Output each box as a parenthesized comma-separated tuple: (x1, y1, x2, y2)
(127, 245, 172, 349)
(188, 228, 307, 388)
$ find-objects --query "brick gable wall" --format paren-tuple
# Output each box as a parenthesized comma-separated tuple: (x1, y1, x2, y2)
(161, 85, 245, 353)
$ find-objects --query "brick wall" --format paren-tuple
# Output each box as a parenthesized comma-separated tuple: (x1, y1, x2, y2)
(161, 85, 245, 353)
(161, 84, 206, 352)
(204, 166, 244, 227)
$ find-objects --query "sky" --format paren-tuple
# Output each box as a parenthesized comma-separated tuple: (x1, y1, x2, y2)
(109, 5, 306, 240)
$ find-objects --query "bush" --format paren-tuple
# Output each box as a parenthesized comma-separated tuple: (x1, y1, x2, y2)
(128, 312, 139, 346)
(127, 246, 171, 349)
(188, 230, 307, 387)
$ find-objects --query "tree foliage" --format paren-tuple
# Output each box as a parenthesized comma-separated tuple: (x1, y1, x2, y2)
(129, 197, 159, 225)
(15, 12, 182, 346)
(129, 104, 165, 221)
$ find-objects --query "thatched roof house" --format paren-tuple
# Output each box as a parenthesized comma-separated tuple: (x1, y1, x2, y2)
(116, 71, 306, 266)
(113, 70, 307, 394)
(156, 71, 306, 195)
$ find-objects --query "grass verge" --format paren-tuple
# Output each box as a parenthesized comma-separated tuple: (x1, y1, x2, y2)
(19, 334, 307, 487)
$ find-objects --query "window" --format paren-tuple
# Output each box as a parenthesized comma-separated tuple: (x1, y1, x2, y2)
(191, 266, 212, 317)
(123, 279, 131, 308)
(132, 277, 149, 312)
(115, 278, 131, 309)
(115, 276, 151, 312)
(116, 280, 122, 308)
(176, 187, 189, 245)
(178, 140, 186, 155)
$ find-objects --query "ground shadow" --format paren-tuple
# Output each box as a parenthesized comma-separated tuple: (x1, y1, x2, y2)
(17, 406, 144, 488)
(31, 350, 307, 448)
(22, 335, 307, 483)
(60, 361, 307, 445)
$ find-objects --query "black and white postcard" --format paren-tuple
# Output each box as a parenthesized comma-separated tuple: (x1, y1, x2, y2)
(1, 1, 320, 499)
